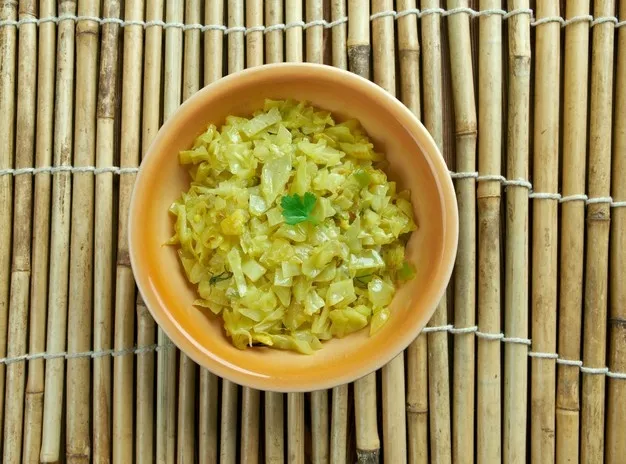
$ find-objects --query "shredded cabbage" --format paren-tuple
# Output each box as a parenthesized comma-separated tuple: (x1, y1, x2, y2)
(168, 99, 417, 354)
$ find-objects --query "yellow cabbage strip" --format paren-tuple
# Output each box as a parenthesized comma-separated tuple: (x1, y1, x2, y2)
(168, 99, 417, 354)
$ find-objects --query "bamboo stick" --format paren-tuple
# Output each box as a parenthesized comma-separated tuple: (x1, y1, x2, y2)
(156, 2, 184, 463)
(228, 0, 244, 73)
(22, 1, 56, 462)
(39, 1, 77, 460)
(417, 1, 453, 462)
(286, 393, 305, 464)
(382, 353, 407, 463)
(330, 0, 346, 68)
(112, 0, 143, 461)
(176, 2, 202, 462)
(555, 1, 589, 463)
(265, 0, 283, 63)
(155, 341, 178, 464)
(261, 7, 291, 460)
(285, 0, 302, 62)
(476, 1, 503, 462)
(372, 4, 407, 459)
(92, 1, 120, 463)
(607, 3, 626, 462)
(66, 1, 101, 461)
(330, 385, 348, 463)
(0, 0, 17, 450)
(347, 0, 369, 77)
(306, 0, 323, 63)
(204, 0, 224, 83)
(397, 0, 420, 116)
(177, 353, 197, 463)
(503, 1, 531, 463)
(581, 1, 615, 461)
(220, 380, 239, 464)
(531, 2, 561, 462)
(220, 14, 244, 460)
(199, 3, 223, 462)
(406, 335, 428, 464)
(311, 390, 330, 463)
(445, 3, 477, 462)
(354, 374, 379, 463)
(240, 8, 264, 458)
(347, 4, 378, 463)
(402, 6, 428, 462)
(2, 1, 36, 462)
(241, 387, 261, 463)
(267, 391, 286, 463)
(199, 375, 219, 464)
(307, 2, 331, 459)
(246, 0, 263, 67)
(135, 1, 163, 462)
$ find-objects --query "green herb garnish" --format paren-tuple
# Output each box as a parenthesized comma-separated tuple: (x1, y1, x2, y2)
(397, 260, 416, 282)
(209, 271, 233, 284)
(280, 192, 318, 225)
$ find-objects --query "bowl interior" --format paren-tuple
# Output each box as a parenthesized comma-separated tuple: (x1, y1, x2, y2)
(130, 64, 455, 391)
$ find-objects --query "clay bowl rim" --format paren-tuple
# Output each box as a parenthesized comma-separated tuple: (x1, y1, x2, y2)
(128, 62, 459, 392)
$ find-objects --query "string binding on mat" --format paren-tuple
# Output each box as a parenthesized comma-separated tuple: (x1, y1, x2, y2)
(0, 165, 624, 208)
(0, 9, 625, 30)
(1, 339, 625, 380)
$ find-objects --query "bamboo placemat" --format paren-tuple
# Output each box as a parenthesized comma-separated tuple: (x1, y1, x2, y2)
(0, 0, 625, 463)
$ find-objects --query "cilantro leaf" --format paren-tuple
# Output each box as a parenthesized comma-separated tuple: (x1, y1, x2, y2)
(280, 192, 318, 225)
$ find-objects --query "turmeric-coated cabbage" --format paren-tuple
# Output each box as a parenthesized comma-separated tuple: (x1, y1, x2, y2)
(168, 99, 417, 354)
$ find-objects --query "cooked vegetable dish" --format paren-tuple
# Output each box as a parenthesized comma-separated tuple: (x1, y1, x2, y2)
(167, 99, 417, 354)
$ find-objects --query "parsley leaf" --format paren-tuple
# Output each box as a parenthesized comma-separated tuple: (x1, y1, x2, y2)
(280, 192, 318, 225)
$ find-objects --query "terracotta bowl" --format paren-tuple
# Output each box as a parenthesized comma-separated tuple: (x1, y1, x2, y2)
(129, 63, 458, 392)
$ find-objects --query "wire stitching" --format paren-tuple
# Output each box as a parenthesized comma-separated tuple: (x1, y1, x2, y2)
(0, 8, 625, 30)
(1, 334, 624, 379)
(0, 165, 625, 208)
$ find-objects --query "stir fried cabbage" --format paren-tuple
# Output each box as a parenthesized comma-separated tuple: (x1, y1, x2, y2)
(168, 99, 417, 354)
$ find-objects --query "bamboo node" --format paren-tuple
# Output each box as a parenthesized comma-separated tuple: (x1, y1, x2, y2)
(609, 317, 626, 327)
(356, 449, 380, 464)
(406, 403, 428, 414)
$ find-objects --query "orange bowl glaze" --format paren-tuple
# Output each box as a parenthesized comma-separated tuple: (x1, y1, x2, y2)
(128, 63, 458, 392)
